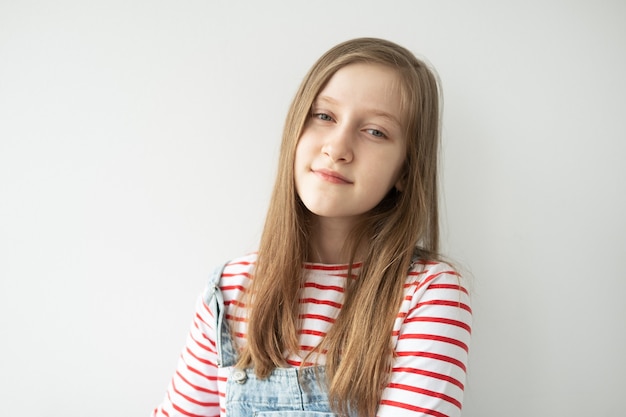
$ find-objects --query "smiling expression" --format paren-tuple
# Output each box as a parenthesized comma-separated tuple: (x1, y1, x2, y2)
(294, 63, 407, 227)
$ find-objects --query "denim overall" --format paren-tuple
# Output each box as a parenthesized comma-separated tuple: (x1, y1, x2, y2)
(206, 264, 339, 417)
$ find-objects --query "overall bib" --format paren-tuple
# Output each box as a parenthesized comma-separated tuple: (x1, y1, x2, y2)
(206, 264, 341, 417)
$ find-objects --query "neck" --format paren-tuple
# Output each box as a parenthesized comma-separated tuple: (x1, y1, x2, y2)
(309, 216, 361, 264)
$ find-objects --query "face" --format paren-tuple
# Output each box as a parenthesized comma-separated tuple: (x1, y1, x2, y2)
(294, 63, 407, 227)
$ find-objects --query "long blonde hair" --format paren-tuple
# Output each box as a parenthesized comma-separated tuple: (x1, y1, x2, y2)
(236, 37, 442, 417)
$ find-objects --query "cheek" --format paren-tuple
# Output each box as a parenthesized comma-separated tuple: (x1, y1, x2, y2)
(392, 159, 407, 187)
(293, 140, 310, 191)
(293, 142, 305, 176)
(294, 135, 316, 169)
(382, 151, 407, 186)
(391, 145, 408, 180)
(368, 173, 399, 197)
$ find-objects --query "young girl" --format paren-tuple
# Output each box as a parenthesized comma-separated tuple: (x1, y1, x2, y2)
(153, 37, 471, 417)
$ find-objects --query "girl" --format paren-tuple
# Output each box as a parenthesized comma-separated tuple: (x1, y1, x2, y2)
(153, 37, 471, 417)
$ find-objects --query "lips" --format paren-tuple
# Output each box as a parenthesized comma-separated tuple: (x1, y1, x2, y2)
(312, 168, 353, 184)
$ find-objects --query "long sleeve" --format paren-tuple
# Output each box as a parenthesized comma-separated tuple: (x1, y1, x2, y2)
(378, 263, 472, 417)
(152, 292, 221, 417)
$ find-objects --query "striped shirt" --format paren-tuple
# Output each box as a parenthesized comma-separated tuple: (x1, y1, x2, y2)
(152, 252, 472, 417)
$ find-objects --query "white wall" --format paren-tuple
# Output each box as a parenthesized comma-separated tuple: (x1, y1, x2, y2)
(1, 1, 624, 416)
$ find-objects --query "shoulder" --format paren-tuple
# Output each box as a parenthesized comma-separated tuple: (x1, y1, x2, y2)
(222, 252, 257, 277)
(202, 253, 257, 304)
(407, 259, 464, 286)
(404, 259, 471, 312)
(395, 259, 472, 350)
(217, 253, 257, 305)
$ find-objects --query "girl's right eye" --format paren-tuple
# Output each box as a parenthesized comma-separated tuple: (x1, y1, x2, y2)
(313, 112, 333, 122)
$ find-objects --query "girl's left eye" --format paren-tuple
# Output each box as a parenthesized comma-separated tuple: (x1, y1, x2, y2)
(366, 128, 386, 138)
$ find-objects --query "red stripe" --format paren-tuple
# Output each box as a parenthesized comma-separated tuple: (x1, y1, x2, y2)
(176, 371, 218, 394)
(303, 263, 362, 271)
(392, 366, 464, 390)
(185, 347, 215, 366)
(194, 311, 212, 329)
(201, 301, 215, 319)
(286, 358, 303, 366)
(190, 332, 216, 354)
(329, 273, 358, 279)
(411, 299, 472, 314)
(192, 323, 216, 347)
(399, 333, 469, 352)
(298, 344, 328, 354)
(299, 297, 342, 309)
(413, 274, 441, 291)
(171, 402, 210, 417)
(380, 399, 449, 417)
(299, 313, 336, 323)
(183, 359, 216, 381)
(303, 282, 345, 292)
(220, 284, 246, 292)
(404, 316, 472, 333)
(224, 299, 246, 308)
(168, 388, 217, 417)
(414, 270, 460, 291)
(299, 329, 326, 337)
(429, 283, 469, 295)
(172, 379, 219, 407)
(225, 257, 256, 266)
(222, 272, 252, 279)
(396, 351, 466, 372)
(192, 321, 215, 345)
(225, 313, 247, 322)
(387, 382, 462, 409)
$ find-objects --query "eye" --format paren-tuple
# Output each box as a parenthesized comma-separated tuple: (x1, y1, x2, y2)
(366, 128, 386, 139)
(313, 112, 334, 122)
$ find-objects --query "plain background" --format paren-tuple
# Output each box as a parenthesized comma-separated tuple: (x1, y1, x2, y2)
(1, 1, 624, 416)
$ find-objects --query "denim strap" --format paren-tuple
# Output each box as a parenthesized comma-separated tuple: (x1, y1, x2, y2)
(204, 262, 238, 367)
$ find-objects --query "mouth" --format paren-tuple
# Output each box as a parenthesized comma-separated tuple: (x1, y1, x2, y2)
(312, 168, 353, 184)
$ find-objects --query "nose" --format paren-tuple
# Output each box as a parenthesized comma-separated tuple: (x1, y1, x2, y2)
(321, 125, 353, 163)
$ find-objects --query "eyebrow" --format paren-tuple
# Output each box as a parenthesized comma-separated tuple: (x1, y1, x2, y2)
(314, 95, 403, 128)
